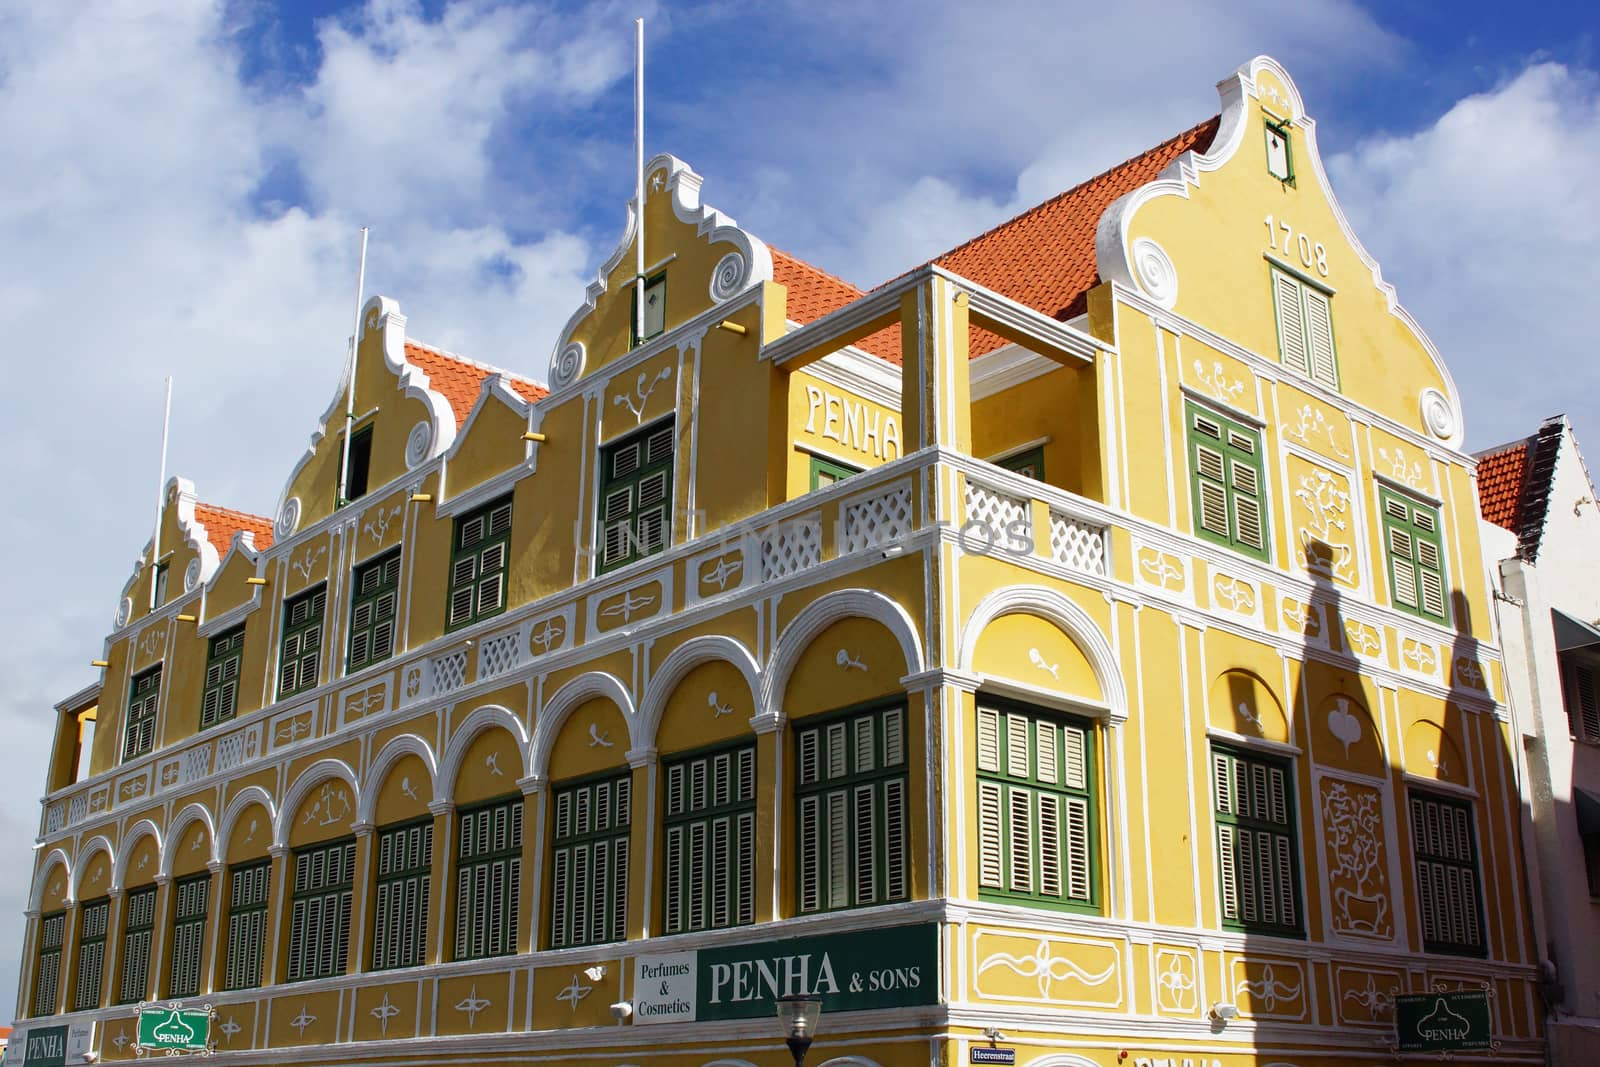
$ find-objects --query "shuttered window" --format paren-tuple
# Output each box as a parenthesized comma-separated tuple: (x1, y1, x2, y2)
(151, 561, 169, 611)
(663, 744, 756, 935)
(118, 886, 156, 1003)
(1380, 486, 1447, 623)
(1410, 791, 1486, 956)
(976, 703, 1097, 911)
(1560, 653, 1600, 744)
(1271, 267, 1337, 389)
(631, 271, 667, 345)
(809, 454, 860, 491)
(74, 898, 109, 1010)
(339, 424, 373, 506)
(168, 874, 208, 997)
(456, 798, 522, 959)
(598, 421, 674, 574)
(447, 497, 512, 631)
(549, 777, 629, 948)
(34, 910, 64, 1016)
(1187, 403, 1268, 561)
(1264, 119, 1293, 183)
(223, 862, 269, 990)
(348, 548, 402, 672)
(997, 446, 1045, 481)
(795, 704, 911, 914)
(278, 585, 327, 698)
(373, 819, 432, 970)
(1213, 745, 1303, 937)
(201, 626, 245, 729)
(287, 839, 355, 982)
(124, 665, 161, 761)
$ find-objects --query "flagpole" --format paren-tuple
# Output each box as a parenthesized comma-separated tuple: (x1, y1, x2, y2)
(150, 377, 172, 608)
(634, 16, 645, 344)
(337, 226, 370, 507)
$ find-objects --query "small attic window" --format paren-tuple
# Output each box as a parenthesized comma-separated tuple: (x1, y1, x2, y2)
(341, 424, 374, 506)
(1264, 119, 1293, 184)
(150, 561, 169, 611)
(632, 271, 667, 346)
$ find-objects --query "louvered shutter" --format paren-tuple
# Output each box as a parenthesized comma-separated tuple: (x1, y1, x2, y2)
(1302, 287, 1337, 387)
(1409, 791, 1483, 953)
(976, 708, 1000, 772)
(1274, 271, 1310, 374)
(978, 782, 1003, 889)
(1007, 788, 1033, 893)
(1565, 661, 1600, 742)
(1214, 746, 1301, 934)
(1389, 528, 1418, 608)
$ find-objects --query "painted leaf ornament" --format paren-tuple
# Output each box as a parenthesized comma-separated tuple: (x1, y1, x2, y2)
(1328, 699, 1362, 754)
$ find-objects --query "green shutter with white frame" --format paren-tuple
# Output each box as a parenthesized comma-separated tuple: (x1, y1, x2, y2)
(119, 885, 156, 1003)
(455, 797, 523, 959)
(124, 665, 161, 761)
(1271, 266, 1339, 389)
(1409, 790, 1485, 956)
(598, 420, 674, 574)
(201, 625, 245, 729)
(1187, 403, 1269, 561)
(278, 585, 327, 698)
(447, 497, 512, 630)
(223, 862, 269, 990)
(74, 898, 109, 1010)
(286, 838, 355, 981)
(1379, 486, 1447, 623)
(548, 777, 628, 949)
(373, 819, 432, 970)
(1212, 745, 1303, 936)
(348, 547, 402, 671)
(663, 744, 756, 935)
(168, 873, 208, 997)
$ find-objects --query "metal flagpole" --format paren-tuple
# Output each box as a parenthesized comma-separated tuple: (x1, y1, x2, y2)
(634, 17, 645, 343)
(337, 226, 370, 507)
(150, 377, 172, 608)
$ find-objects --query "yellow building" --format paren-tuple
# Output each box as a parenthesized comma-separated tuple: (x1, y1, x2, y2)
(12, 57, 1541, 1067)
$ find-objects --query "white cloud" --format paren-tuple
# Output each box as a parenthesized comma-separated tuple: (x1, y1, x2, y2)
(1327, 63, 1600, 449)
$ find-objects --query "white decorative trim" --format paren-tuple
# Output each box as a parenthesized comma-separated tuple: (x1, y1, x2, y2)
(709, 251, 749, 302)
(970, 343, 1063, 401)
(216, 785, 277, 864)
(437, 705, 531, 796)
(636, 634, 762, 750)
(29, 847, 72, 912)
(110, 819, 163, 892)
(404, 421, 433, 468)
(1130, 237, 1178, 308)
(159, 803, 218, 877)
(530, 673, 636, 779)
(802, 346, 903, 411)
(69, 834, 115, 901)
(1419, 388, 1456, 441)
(356, 734, 439, 825)
(271, 757, 359, 850)
(756, 588, 925, 722)
(276, 496, 302, 538)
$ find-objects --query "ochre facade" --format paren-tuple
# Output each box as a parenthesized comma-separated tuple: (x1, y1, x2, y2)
(15, 58, 1540, 1067)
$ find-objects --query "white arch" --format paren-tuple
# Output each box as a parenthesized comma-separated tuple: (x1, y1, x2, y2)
(161, 803, 218, 877)
(70, 834, 116, 900)
(216, 786, 278, 863)
(31, 848, 72, 911)
(817, 1058, 886, 1067)
(636, 634, 761, 751)
(530, 672, 635, 779)
(112, 819, 164, 891)
(438, 704, 531, 799)
(358, 733, 440, 825)
(1015, 1057, 1098, 1067)
(758, 588, 925, 721)
(958, 584, 1129, 720)
(701, 1060, 760, 1067)
(272, 758, 359, 850)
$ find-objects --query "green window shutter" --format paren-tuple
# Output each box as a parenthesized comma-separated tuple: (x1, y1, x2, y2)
(168, 874, 208, 997)
(201, 625, 245, 729)
(223, 862, 269, 990)
(547, 777, 627, 948)
(1264, 119, 1294, 182)
(1410, 791, 1486, 955)
(124, 665, 161, 761)
(1212, 745, 1302, 937)
(662, 744, 756, 935)
(278, 585, 327, 698)
(34, 910, 65, 1016)
(287, 839, 355, 981)
(976, 703, 1098, 911)
(1187, 404, 1268, 561)
(1380, 487, 1448, 623)
(809, 454, 860, 490)
(74, 898, 109, 1011)
(348, 548, 402, 672)
(997, 445, 1045, 481)
(447, 498, 512, 631)
(373, 819, 432, 970)
(631, 271, 667, 345)
(793, 704, 911, 915)
(118, 886, 156, 1003)
(597, 421, 674, 574)
(455, 797, 523, 958)
(1271, 267, 1338, 388)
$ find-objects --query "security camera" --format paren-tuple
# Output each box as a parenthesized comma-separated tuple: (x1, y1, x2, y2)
(610, 1001, 633, 1023)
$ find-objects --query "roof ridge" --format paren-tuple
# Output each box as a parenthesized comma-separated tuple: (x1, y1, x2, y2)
(194, 501, 272, 524)
(405, 338, 545, 389)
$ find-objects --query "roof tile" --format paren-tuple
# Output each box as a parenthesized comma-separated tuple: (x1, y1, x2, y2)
(404, 341, 548, 427)
(193, 502, 275, 558)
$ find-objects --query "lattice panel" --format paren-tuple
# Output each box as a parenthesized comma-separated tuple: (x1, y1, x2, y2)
(183, 745, 212, 783)
(68, 794, 88, 825)
(431, 650, 468, 696)
(842, 487, 913, 555)
(215, 724, 260, 773)
(965, 481, 1029, 544)
(760, 521, 822, 582)
(45, 804, 65, 834)
(478, 629, 522, 680)
(1050, 511, 1108, 575)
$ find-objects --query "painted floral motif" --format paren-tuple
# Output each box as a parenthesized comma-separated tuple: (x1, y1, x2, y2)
(1194, 359, 1248, 405)
(1294, 467, 1355, 584)
(1320, 778, 1392, 939)
(1155, 949, 1197, 1014)
(1138, 549, 1185, 590)
(977, 937, 1117, 1000)
(1344, 620, 1381, 657)
(1212, 574, 1256, 614)
(1233, 961, 1303, 1015)
(1282, 402, 1351, 460)
(1378, 445, 1426, 490)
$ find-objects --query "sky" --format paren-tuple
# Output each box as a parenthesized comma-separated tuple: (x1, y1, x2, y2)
(2, 0, 1598, 1016)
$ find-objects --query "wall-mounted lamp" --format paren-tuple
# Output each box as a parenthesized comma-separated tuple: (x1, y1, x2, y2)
(409, 493, 433, 503)
(521, 431, 547, 443)
(176, 613, 198, 623)
(716, 319, 748, 335)
(245, 576, 268, 587)
(1209, 1001, 1238, 1022)
(91, 660, 110, 669)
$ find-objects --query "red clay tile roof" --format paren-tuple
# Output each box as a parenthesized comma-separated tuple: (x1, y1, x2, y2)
(404, 341, 549, 427)
(773, 116, 1221, 361)
(1475, 416, 1565, 561)
(1475, 441, 1529, 532)
(194, 502, 275, 557)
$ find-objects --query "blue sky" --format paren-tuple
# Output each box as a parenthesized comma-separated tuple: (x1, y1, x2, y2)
(1, 0, 1598, 1016)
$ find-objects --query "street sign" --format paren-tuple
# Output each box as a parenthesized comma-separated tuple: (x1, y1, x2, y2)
(134, 1003, 215, 1055)
(970, 1047, 1017, 1065)
(1395, 989, 1492, 1052)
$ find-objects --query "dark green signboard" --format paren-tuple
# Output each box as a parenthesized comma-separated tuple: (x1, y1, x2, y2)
(698, 921, 938, 1020)
(1395, 990, 1492, 1052)
(135, 1005, 213, 1053)
(20, 1025, 66, 1067)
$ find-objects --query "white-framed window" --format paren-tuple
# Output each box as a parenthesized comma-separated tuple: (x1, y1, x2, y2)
(663, 744, 756, 934)
(1272, 266, 1337, 389)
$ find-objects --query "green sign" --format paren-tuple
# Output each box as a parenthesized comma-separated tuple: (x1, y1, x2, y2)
(1395, 990, 1492, 1052)
(135, 1004, 214, 1054)
(20, 1025, 66, 1067)
(633, 922, 939, 1024)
